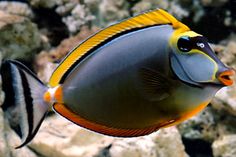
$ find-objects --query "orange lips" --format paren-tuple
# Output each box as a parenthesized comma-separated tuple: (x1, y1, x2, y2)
(218, 69, 235, 86)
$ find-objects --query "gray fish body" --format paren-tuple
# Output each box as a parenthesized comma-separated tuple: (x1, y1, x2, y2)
(62, 25, 220, 129)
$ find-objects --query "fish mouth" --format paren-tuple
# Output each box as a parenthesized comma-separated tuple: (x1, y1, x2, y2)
(218, 69, 235, 86)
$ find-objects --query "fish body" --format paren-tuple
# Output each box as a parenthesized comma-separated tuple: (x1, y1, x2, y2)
(0, 9, 234, 147)
(59, 25, 215, 130)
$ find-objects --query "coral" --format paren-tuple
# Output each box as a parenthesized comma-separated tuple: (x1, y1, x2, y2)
(0, 109, 38, 157)
(132, 0, 189, 19)
(178, 106, 218, 142)
(28, 0, 62, 8)
(212, 135, 236, 157)
(0, 1, 33, 17)
(0, 11, 41, 60)
(60, 3, 95, 34)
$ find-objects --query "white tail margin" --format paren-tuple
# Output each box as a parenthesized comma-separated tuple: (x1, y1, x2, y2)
(0, 60, 49, 148)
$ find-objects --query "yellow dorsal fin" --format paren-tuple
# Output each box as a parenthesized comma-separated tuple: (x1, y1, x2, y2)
(49, 9, 190, 87)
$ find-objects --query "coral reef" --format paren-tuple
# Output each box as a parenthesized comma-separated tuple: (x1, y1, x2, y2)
(0, 0, 236, 157)
(0, 10, 41, 60)
(0, 1, 33, 17)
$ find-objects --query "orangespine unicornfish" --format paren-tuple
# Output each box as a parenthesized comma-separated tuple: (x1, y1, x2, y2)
(0, 9, 234, 148)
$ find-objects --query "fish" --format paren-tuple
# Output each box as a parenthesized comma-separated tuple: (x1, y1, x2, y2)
(0, 9, 234, 148)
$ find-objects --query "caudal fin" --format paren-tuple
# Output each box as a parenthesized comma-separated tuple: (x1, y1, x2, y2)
(0, 60, 49, 148)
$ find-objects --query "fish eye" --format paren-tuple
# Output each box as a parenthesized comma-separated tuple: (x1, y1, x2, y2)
(177, 36, 192, 52)
(196, 42, 205, 48)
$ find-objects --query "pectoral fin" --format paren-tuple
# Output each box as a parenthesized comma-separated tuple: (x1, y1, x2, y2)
(139, 68, 173, 101)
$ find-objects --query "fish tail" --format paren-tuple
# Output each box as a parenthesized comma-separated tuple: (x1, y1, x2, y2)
(0, 60, 50, 148)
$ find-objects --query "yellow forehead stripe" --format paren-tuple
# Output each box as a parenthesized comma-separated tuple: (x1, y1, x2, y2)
(180, 31, 201, 37)
(49, 9, 190, 87)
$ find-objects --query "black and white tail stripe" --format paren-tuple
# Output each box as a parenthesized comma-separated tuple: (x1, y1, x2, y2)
(1, 60, 49, 148)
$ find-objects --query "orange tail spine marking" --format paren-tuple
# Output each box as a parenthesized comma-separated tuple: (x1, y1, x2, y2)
(43, 91, 51, 103)
(54, 86, 64, 103)
(43, 85, 64, 104)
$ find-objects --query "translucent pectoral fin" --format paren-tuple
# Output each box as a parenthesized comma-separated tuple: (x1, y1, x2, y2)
(139, 68, 173, 101)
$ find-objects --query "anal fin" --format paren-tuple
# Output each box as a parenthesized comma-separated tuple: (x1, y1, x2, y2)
(53, 103, 160, 137)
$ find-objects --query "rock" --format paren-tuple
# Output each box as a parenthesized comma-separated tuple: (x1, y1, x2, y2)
(212, 40, 236, 116)
(34, 51, 57, 83)
(109, 137, 157, 157)
(56, 1, 77, 16)
(61, 3, 95, 34)
(56, 1, 95, 34)
(0, 55, 3, 107)
(29, 0, 62, 8)
(151, 127, 188, 157)
(34, 26, 100, 83)
(0, 109, 9, 157)
(0, 1, 33, 18)
(30, 114, 188, 157)
(109, 127, 188, 157)
(178, 106, 218, 142)
(0, 11, 41, 60)
(215, 40, 236, 66)
(212, 135, 236, 157)
(48, 26, 99, 62)
(98, 0, 129, 26)
(29, 115, 114, 157)
(178, 104, 236, 142)
(177, 102, 236, 156)
(0, 109, 38, 157)
(200, 0, 228, 7)
(131, 0, 189, 19)
(212, 88, 236, 116)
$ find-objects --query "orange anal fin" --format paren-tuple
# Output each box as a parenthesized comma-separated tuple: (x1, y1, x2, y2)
(53, 103, 162, 137)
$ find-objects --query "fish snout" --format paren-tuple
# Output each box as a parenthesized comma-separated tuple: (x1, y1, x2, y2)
(217, 69, 235, 86)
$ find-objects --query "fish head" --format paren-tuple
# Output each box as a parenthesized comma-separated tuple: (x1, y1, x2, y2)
(169, 31, 234, 87)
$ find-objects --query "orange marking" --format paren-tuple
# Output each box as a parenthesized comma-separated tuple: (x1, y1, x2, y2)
(53, 103, 175, 137)
(54, 86, 64, 103)
(53, 101, 210, 136)
(163, 101, 210, 128)
(43, 91, 51, 103)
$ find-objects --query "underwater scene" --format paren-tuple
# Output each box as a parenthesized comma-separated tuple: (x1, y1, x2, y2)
(0, 0, 236, 157)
